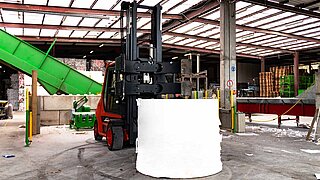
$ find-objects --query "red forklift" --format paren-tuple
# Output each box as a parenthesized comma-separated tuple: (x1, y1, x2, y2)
(94, 1, 181, 150)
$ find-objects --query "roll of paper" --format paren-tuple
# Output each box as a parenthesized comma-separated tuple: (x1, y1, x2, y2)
(136, 99, 222, 178)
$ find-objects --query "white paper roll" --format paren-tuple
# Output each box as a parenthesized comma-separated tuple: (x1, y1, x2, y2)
(136, 99, 222, 178)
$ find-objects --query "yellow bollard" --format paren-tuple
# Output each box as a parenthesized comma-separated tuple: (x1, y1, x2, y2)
(230, 90, 234, 132)
(29, 112, 33, 142)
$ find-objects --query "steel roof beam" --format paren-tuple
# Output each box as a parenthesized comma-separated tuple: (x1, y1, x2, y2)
(234, 15, 312, 44)
(296, 0, 320, 8)
(18, 36, 121, 44)
(2, 2, 317, 44)
(236, 7, 269, 22)
(310, 7, 320, 11)
(3, 22, 293, 53)
(16, 36, 260, 59)
(279, 0, 289, 4)
(0, 2, 181, 20)
(242, 0, 320, 19)
(3, 21, 315, 52)
(162, 0, 220, 32)
(0, 22, 150, 33)
(162, 43, 260, 59)
(165, 32, 293, 53)
(195, 18, 320, 44)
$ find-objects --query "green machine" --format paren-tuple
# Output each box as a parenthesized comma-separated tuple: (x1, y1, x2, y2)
(0, 29, 102, 95)
(70, 96, 96, 129)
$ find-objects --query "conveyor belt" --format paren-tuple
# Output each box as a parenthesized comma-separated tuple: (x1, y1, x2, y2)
(237, 97, 316, 127)
(237, 97, 315, 105)
(0, 30, 102, 95)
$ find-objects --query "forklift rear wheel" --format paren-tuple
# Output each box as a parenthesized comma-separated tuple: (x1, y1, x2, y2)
(94, 122, 102, 141)
(106, 126, 124, 150)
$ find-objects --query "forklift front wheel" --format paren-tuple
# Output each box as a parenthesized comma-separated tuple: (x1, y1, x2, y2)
(94, 122, 102, 141)
(106, 126, 124, 150)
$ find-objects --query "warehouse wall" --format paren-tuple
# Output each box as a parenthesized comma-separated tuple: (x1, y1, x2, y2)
(237, 62, 260, 83)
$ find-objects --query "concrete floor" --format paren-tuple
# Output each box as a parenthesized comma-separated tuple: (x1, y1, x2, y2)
(0, 112, 320, 180)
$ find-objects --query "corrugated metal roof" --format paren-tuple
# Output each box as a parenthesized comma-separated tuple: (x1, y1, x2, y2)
(0, 0, 319, 58)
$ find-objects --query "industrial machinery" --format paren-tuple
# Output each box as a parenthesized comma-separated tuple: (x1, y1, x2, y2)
(94, 1, 181, 150)
(70, 96, 96, 129)
(237, 97, 315, 127)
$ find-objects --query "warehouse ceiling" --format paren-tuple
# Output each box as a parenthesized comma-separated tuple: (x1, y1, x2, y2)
(0, 0, 320, 62)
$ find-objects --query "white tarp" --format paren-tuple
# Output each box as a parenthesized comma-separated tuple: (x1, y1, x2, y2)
(136, 99, 222, 178)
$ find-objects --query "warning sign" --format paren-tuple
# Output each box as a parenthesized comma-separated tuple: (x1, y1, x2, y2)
(226, 80, 233, 88)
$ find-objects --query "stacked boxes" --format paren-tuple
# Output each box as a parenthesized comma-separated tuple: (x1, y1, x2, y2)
(259, 72, 274, 97)
(280, 75, 295, 97)
(298, 75, 315, 95)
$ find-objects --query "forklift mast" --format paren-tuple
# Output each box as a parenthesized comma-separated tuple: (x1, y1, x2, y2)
(110, 1, 181, 145)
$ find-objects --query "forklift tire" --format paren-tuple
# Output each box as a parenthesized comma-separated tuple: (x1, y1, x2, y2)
(106, 126, 124, 150)
(94, 122, 102, 141)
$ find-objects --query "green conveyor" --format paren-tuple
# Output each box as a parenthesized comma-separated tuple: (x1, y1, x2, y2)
(0, 29, 102, 95)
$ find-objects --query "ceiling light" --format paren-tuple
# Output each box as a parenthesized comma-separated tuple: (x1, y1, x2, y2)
(172, 56, 178, 60)
(285, 20, 304, 27)
(90, 50, 94, 54)
(99, 44, 104, 47)
(166, 37, 175, 42)
(190, 24, 205, 32)
(236, 7, 248, 14)
(240, 33, 255, 39)
(83, 55, 86, 58)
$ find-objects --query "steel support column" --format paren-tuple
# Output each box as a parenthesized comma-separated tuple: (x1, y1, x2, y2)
(294, 52, 299, 96)
(261, 57, 265, 72)
(197, 54, 200, 91)
(220, 0, 236, 129)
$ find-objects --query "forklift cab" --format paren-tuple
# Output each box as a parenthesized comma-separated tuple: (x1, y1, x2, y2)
(103, 65, 124, 116)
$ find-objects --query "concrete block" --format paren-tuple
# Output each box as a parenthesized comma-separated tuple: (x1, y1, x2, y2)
(219, 109, 232, 129)
(59, 110, 72, 125)
(237, 112, 246, 133)
(43, 96, 74, 110)
(40, 111, 59, 126)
